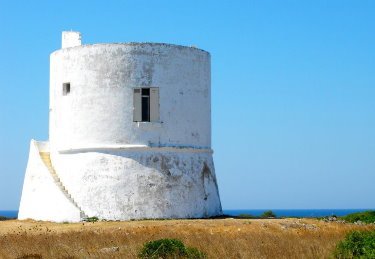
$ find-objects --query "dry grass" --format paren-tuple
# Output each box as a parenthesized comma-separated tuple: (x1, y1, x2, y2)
(0, 218, 373, 259)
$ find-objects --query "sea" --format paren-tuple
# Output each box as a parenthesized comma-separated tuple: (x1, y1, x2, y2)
(0, 209, 373, 219)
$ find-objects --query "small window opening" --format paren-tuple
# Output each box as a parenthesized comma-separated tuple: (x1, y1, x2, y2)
(63, 83, 70, 96)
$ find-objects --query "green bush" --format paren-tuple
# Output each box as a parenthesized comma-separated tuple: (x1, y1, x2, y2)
(84, 216, 99, 222)
(139, 238, 206, 259)
(0, 216, 14, 221)
(333, 230, 375, 258)
(341, 211, 375, 224)
(261, 210, 276, 218)
(237, 214, 256, 218)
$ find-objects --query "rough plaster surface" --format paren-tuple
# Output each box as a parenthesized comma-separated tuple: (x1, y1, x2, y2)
(49, 43, 211, 151)
(62, 31, 81, 49)
(19, 39, 222, 222)
(52, 150, 221, 220)
(18, 140, 81, 222)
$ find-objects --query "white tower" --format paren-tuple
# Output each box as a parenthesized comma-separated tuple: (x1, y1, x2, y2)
(18, 32, 222, 222)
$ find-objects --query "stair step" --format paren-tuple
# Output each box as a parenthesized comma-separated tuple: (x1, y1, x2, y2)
(39, 151, 87, 219)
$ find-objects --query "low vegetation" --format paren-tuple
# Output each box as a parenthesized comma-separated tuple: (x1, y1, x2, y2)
(139, 238, 206, 259)
(333, 229, 375, 258)
(1, 218, 374, 258)
(341, 210, 375, 224)
(84, 216, 99, 223)
(0, 216, 13, 221)
(260, 210, 276, 218)
(237, 214, 256, 218)
(236, 210, 276, 219)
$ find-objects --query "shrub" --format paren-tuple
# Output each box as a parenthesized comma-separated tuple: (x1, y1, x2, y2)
(84, 216, 99, 222)
(139, 239, 185, 258)
(0, 216, 13, 221)
(139, 238, 206, 259)
(261, 210, 276, 218)
(341, 210, 375, 224)
(237, 214, 256, 218)
(333, 230, 375, 258)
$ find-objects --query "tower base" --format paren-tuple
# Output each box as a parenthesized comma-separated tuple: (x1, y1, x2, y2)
(19, 141, 222, 222)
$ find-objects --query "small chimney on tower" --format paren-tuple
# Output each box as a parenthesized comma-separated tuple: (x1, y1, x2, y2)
(62, 31, 82, 48)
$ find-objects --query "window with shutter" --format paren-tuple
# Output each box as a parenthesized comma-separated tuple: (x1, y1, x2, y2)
(133, 87, 159, 122)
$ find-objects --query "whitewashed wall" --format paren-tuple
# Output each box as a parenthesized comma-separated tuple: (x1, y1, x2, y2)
(18, 140, 81, 222)
(19, 39, 221, 222)
(49, 43, 211, 151)
(53, 150, 221, 220)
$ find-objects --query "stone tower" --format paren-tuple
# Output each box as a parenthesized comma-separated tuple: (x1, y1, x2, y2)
(18, 31, 222, 222)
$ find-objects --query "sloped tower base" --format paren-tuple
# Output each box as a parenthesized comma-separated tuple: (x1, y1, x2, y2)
(18, 140, 81, 222)
(19, 140, 222, 222)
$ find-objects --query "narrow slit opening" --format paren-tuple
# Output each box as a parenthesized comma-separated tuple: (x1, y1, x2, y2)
(63, 83, 70, 96)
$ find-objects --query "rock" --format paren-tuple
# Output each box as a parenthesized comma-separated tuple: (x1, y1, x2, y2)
(100, 247, 120, 252)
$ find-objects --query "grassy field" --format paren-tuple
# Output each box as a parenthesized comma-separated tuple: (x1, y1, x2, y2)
(0, 218, 374, 258)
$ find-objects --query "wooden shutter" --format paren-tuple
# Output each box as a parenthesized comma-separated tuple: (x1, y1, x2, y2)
(133, 88, 142, 122)
(150, 87, 159, 122)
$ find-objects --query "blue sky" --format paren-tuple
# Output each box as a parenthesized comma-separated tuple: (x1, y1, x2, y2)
(0, 0, 374, 210)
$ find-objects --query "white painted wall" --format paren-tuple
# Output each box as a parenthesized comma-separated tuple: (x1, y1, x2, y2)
(62, 31, 81, 49)
(52, 150, 221, 220)
(19, 35, 221, 222)
(18, 140, 81, 222)
(49, 43, 211, 152)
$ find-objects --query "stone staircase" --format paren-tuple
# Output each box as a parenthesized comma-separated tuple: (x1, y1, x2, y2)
(39, 152, 88, 219)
